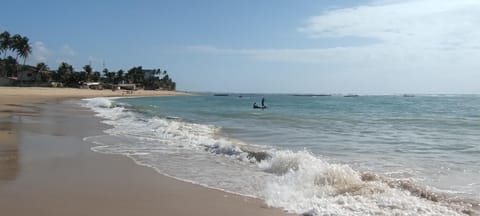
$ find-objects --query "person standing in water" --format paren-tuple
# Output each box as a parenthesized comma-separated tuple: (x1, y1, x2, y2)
(253, 97, 267, 109)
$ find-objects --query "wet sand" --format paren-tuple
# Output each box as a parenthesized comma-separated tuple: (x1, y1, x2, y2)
(0, 88, 288, 216)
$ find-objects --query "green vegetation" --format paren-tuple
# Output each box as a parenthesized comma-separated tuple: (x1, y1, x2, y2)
(0, 30, 176, 90)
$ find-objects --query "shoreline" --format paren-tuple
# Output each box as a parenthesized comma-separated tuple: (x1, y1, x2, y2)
(89, 144, 264, 201)
(0, 86, 192, 118)
(0, 87, 289, 216)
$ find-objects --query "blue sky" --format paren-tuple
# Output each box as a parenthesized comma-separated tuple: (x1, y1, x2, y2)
(2, 0, 480, 94)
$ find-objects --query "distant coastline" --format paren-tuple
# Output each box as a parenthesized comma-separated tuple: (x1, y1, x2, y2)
(291, 94, 331, 97)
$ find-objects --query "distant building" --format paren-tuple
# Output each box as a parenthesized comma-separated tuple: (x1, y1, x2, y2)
(16, 66, 37, 82)
(118, 83, 136, 90)
(0, 77, 11, 85)
(80, 82, 102, 89)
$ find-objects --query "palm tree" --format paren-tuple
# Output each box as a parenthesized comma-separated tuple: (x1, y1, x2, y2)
(117, 69, 124, 83)
(102, 68, 115, 84)
(3, 56, 17, 77)
(0, 31, 11, 58)
(102, 68, 109, 79)
(83, 64, 92, 81)
(92, 71, 101, 82)
(127, 66, 144, 84)
(36, 62, 48, 71)
(36, 62, 50, 82)
(57, 62, 73, 82)
(10, 34, 22, 61)
(18, 36, 31, 65)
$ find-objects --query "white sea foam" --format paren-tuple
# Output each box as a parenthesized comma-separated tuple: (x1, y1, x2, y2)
(260, 150, 469, 215)
(81, 97, 476, 216)
(84, 97, 115, 108)
(82, 97, 269, 196)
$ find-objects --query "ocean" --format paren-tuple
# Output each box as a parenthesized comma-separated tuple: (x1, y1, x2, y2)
(82, 94, 480, 215)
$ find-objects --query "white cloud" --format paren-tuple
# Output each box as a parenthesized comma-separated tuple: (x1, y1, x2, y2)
(88, 56, 104, 65)
(56, 44, 76, 64)
(31, 41, 52, 63)
(188, 0, 480, 65)
(60, 44, 77, 58)
(86, 56, 106, 70)
(60, 44, 76, 57)
(186, 1, 480, 93)
(299, 0, 480, 50)
(28, 42, 78, 66)
(186, 45, 349, 63)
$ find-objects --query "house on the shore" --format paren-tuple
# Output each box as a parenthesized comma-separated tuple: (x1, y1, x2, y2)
(117, 83, 136, 90)
(0, 66, 41, 85)
(16, 66, 38, 82)
(80, 82, 102, 90)
(0, 77, 11, 85)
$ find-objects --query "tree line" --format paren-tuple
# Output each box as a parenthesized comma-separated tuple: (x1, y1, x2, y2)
(0, 31, 31, 64)
(0, 31, 32, 78)
(0, 30, 175, 90)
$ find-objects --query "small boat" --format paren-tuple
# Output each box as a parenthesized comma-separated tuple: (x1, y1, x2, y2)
(253, 105, 267, 109)
(213, 94, 229, 96)
(253, 102, 267, 109)
(344, 94, 359, 97)
(403, 94, 415, 97)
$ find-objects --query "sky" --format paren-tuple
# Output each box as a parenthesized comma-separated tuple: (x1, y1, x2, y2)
(2, 0, 480, 94)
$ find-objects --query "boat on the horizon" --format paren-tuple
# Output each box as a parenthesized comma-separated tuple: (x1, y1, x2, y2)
(344, 94, 359, 97)
(403, 94, 415, 97)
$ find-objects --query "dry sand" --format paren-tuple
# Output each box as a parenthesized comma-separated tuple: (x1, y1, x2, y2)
(0, 87, 290, 216)
(0, 87, 190, 117)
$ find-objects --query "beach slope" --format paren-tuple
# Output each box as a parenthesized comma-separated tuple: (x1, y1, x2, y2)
(0, 87, 288, 216)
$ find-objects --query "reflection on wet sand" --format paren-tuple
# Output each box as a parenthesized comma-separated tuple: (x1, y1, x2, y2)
(0, 103, 40, 118)
(0, 102, 89, 183)
(0, 122, 19, 181)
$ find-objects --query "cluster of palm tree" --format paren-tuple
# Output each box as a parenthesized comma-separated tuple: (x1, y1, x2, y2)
(42, 62, 175, 90)
(0, 31, 32, 65)
(0, 30, 175, 90)
(37, 62, 104, 87)
(126, 67, 175, 90)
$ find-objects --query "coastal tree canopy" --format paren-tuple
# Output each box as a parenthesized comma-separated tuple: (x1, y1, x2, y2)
(0, 30, 175, 90)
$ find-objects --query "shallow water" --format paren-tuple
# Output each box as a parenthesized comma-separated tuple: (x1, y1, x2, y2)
(83, 94, 480, 215)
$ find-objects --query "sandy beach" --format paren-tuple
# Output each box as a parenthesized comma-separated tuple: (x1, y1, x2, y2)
(0, 87, 191, 118)
(0, 87, 288, 216)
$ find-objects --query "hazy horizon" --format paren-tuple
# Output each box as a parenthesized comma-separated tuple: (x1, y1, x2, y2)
(186, 91, 480, 96)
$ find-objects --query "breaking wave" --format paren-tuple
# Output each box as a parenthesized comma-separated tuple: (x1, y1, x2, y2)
(260, 150, 478, 215)
(82, 97, 479, 215)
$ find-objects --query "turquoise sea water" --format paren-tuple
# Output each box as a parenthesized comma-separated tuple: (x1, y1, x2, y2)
(83, 94, 480, 215)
